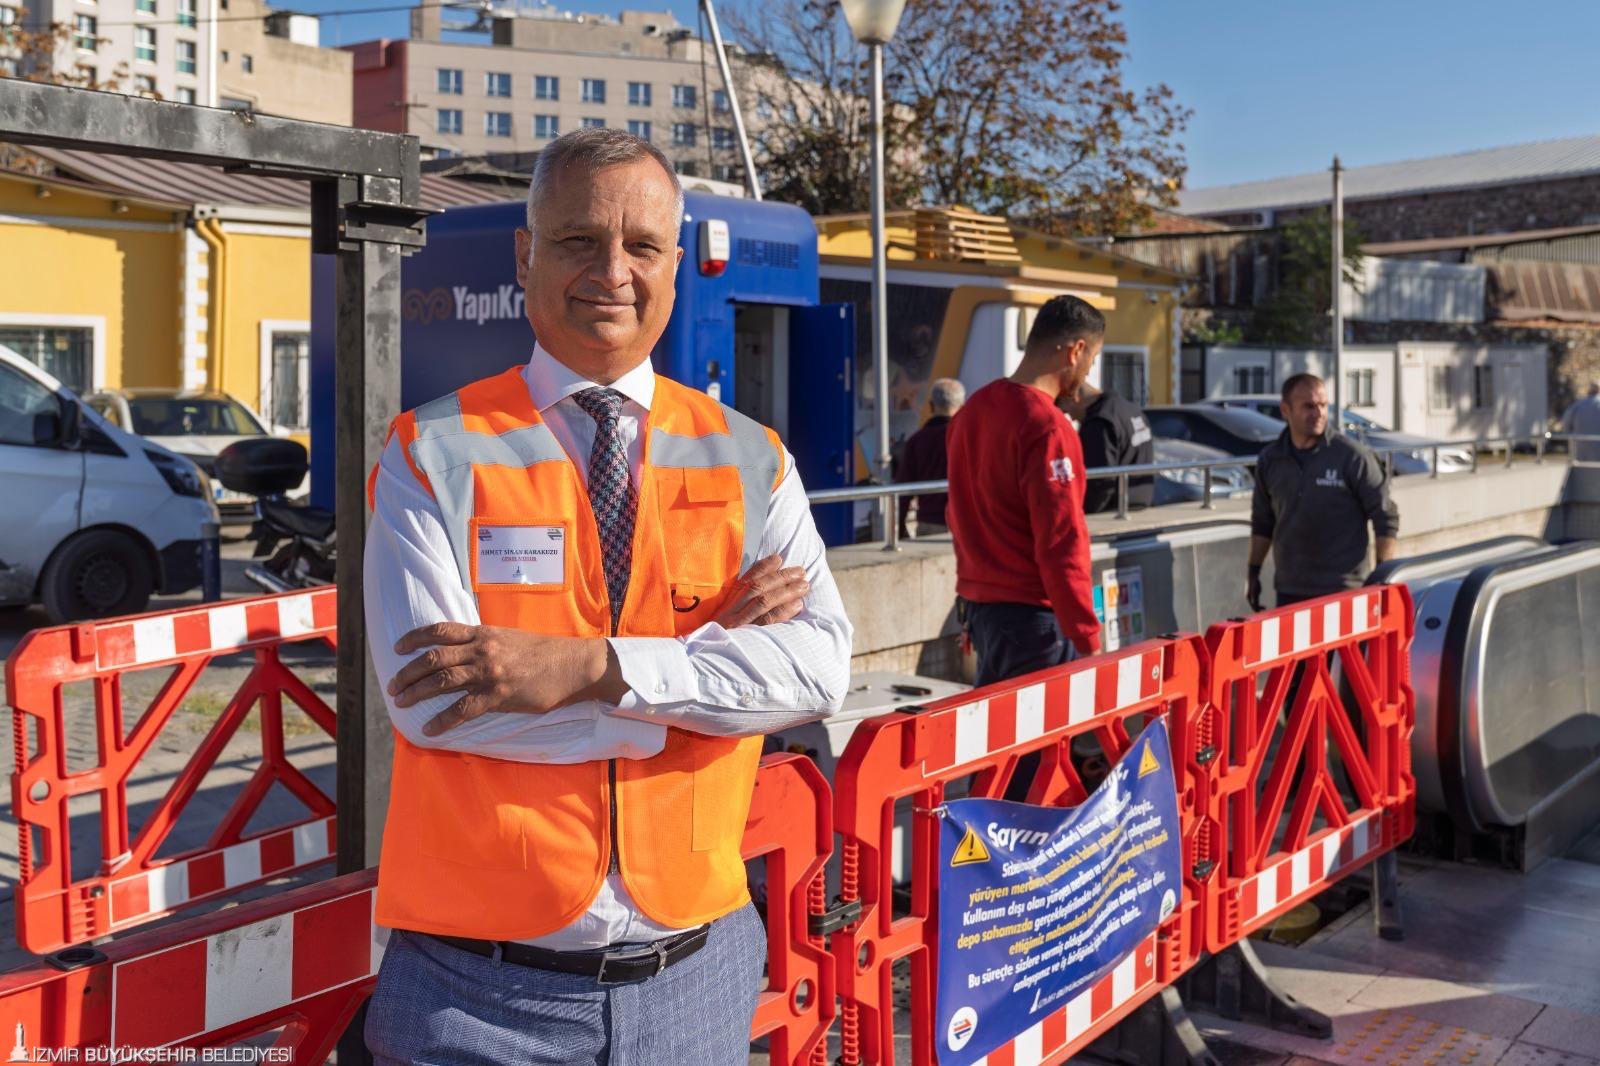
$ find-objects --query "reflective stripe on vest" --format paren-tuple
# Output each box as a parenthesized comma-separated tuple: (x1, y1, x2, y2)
(407, 389, 778, 595)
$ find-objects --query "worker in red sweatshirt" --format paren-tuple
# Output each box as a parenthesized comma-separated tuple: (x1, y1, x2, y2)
(946, 295, 1104, 687)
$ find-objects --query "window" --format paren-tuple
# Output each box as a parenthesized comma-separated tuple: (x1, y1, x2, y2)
(127, 397, 263, 437)
(436, 108, 462, 134)
(627, 119, 650, 142)
(1345, 368, 1375, 408)
(269, 331, 310, 432)
(136, 0, 155, 12)
(672, 84, 695, 109)
(134, 74, 157, 96)
(0, 365, 61, 448)
(484, 111, 511, 137)
(176, 39, 196, 74)
(1233, 365, 1269, 394)
(711, 126, 736, 150)
(627, 81, 651, 106)
(176, 0, 196, 27)
(74, 14, 98, 50)
(534, 74, 558, 100)
(485, 71, 511, 97)
(1102, 350, 1148, 406)
(581, 117, 605, 129)
(176, 86, 195, 104)
(437, 68, 461, 94)
(671, 122, 696, 147)
(78, 65, 97, 84)
(581, 78, 605, 104)
(220, 49, 229, 62)
(1473, 365, 1494, 410)
(1428, 366, 1453, 413)
(135, 26, 155, 62)
(712, 163, 738, 182)
(0, 5, 17, 27)
(534, 114, 558, 139)
(712, 88, 730, 113)
(240, 53, 252, 74)
(756, 94, 773, 119)
(0, 326, 93, 395)
(676, 159, 699, 177)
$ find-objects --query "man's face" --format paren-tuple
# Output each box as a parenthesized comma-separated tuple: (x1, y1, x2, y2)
(1056, 336, 1103, 400)
(513, 158, 684, 382)
(1282, 382, 1329, 439)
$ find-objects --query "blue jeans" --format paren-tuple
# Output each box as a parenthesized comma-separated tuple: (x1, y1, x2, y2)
(965, 600, 1082, 688)
(364, 904, 765, 1066)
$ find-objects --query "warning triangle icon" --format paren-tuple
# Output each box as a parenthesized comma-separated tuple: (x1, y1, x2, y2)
(1138, 741, 1162, 779)
(951, 826, 991, 867)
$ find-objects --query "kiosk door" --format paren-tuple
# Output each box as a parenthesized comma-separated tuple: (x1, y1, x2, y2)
(785, 302, 855, 545)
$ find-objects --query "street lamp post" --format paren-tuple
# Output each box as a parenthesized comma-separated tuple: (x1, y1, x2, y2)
(840, 0, 907, 550)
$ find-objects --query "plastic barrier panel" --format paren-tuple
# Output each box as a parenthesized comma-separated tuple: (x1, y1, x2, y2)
(1204, 586, 1416, 953)
(743, 754, 836, 1066)
(831, 638, 1214, 1066)
(0, 869, 381, 1063)
(0, 755, 833, 1065)
(8, 588, 339, 954)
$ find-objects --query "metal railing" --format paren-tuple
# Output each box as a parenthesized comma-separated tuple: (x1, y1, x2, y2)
(811, 432, 1600, 549)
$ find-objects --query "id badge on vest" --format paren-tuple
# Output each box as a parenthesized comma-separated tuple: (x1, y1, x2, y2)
(474, 521, 568, 587)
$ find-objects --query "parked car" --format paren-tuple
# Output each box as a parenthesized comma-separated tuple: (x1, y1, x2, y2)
(1197, 394, 1474, 475)
(0, 345, 219, 622)
(84, 388, 307, 515)
(1150, 438, 1255, 505)
(1144, 404, 1283, 457)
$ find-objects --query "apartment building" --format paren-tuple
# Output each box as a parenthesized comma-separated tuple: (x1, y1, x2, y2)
(4, 0, 215, 103)
(347, 5, 748, 179)
(216, 0, 351, 123)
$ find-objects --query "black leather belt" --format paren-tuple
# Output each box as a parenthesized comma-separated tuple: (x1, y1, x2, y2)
(425, 925, 710, 984)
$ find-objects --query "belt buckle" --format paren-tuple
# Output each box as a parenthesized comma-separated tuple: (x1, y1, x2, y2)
(595, 941, 669, 985)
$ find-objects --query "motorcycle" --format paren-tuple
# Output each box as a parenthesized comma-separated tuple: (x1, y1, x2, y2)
(214, 438, 335, 594)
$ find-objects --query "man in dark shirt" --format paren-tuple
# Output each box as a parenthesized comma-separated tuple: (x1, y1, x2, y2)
(895, 378, 964, 537)
(1061, 382, 1155, 513)
(1248, 373, 1400, 609)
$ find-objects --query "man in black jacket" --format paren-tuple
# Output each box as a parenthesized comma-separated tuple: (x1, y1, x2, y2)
(1248, 373, 1400, 609)
(1062, 382, 1154, 513)
(896, 378, 964, 537)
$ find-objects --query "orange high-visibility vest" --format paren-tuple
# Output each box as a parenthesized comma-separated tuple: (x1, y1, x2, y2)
(373, 366, 785, 940)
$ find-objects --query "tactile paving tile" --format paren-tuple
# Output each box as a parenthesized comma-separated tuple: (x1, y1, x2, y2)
(1316, 1011, 1511, 1066)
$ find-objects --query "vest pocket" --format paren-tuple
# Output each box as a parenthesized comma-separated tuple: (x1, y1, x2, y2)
(412, 754, 532, 870)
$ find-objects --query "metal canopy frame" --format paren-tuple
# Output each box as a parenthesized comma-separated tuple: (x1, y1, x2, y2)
(0, 81, 422, 891)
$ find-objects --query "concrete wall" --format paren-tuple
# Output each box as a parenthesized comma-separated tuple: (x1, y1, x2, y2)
(829, 460, 1586, 680)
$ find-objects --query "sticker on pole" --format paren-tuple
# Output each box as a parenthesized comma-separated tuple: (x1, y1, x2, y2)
(934, 719, 1183, 1066)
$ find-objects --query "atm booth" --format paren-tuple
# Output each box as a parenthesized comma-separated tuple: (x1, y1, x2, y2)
(309, 191, 857, 542)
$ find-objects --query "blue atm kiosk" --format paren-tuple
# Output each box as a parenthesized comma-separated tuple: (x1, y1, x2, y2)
(310, 191, 856, 543)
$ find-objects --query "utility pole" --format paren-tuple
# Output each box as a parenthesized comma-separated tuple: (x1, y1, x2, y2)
(1331, 155, 1344, 431)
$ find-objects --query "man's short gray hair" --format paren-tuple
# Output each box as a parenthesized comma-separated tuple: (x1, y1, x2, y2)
(525, 127, 685, 235)
(930, 378, 966, 413)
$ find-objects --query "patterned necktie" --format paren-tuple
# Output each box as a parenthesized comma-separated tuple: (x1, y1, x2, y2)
(572, 387, 637, 633)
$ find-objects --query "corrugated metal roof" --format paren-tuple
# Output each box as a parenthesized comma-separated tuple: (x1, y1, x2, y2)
(1178, 134, 1600, 217)
(1488, 260, 1600, 324)
(21, 146, 520, 212)
(1364, 223, 1600, 255)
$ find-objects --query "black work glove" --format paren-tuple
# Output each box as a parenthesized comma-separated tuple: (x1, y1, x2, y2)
(1246, 565, 1264, 613)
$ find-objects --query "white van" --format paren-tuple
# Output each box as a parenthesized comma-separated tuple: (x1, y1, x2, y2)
(0, 344, 220, 622)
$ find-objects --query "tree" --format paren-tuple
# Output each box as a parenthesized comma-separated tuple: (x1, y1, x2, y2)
(722, 1, 921, 215)
(724, 0, 1188, 229)
(1, 7, 131, 93)
(1248, 209, 1366, 346)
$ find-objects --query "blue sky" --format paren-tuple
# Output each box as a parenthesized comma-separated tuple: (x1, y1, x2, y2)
(302, 0, 1600, 191)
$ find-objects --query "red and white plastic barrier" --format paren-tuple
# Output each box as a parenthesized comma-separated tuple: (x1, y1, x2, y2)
(7, 588, 339, 954)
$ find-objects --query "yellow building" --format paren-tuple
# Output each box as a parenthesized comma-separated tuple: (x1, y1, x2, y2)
(814, 208, 1189, 441)
(0, 147, 501, 443)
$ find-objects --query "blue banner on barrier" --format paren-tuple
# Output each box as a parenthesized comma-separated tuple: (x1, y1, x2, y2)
(934, 719, 1182, 1066)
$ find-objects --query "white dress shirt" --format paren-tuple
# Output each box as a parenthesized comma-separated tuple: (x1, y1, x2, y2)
(364, 343, 853, 948)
